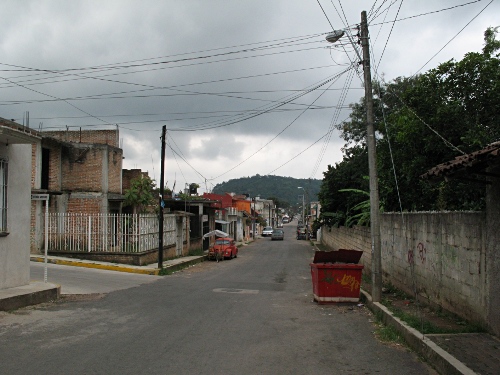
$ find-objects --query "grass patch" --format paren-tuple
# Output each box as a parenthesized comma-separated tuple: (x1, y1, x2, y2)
(375, 323, 406, 344)
(380, 284, 486, 334)
(361, 272, 371, 285)
(188, 248, 204, 256)
(158, 262, 194, 276)
(372, 310, 406, 345)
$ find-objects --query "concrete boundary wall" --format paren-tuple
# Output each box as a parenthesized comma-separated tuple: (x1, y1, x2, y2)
(321, 212, 488, 327)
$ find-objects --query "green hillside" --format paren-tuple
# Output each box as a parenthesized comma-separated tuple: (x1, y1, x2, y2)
(212, 174, 321, 208)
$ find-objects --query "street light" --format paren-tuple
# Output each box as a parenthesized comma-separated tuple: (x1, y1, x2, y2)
(325, 11, 382, 302)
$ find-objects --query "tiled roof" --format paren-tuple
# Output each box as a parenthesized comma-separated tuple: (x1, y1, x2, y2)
(421, 141, 500, 181)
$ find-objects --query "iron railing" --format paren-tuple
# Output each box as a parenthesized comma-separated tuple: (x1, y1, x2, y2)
(46, 213, 177, 253)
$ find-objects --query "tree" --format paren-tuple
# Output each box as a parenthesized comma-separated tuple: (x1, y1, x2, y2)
(317, 146, 368, 227)
(123, 175, 156, 214)
(324, 28, 499, 214)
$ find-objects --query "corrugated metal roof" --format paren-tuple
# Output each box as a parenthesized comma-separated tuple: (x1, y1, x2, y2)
(421, 141, 500, 182)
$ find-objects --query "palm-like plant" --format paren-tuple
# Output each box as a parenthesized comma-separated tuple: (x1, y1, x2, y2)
(339, 188, 371, 227)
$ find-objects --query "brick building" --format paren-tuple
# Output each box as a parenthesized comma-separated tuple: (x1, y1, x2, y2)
(31, 128, 124, 253)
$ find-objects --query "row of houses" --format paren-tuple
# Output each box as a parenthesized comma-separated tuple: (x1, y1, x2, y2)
(0, 117, 274, 290)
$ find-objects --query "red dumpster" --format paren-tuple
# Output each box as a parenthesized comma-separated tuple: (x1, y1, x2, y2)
(310, 249, 364, 304)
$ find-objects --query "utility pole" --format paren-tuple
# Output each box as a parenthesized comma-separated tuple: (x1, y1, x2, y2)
(158, 125, 166, 269)
(361, 10, 382, 302)
(302, 194, 305, 224)
(268, 203, 271, 227)
(253, 198, 256, 238)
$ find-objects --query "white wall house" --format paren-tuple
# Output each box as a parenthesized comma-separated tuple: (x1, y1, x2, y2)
(0, 119, 40, 290)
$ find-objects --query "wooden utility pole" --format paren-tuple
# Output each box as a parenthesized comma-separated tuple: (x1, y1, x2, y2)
(361, 10, 382, 302)
(158, 125, 166, 269)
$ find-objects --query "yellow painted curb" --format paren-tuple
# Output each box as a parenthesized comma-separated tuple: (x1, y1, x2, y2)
(31, 257, 160, 275)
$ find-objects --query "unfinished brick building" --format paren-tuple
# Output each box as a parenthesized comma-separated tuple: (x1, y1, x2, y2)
(31, 128, 125, 253)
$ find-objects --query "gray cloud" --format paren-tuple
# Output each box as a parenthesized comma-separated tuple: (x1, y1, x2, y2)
(0, 0, 497, 192)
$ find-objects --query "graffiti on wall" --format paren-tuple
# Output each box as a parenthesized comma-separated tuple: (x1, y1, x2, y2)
(407, 242, 427, 265)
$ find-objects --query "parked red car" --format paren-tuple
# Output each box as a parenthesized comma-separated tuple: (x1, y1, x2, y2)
(209, 237, 238, 260)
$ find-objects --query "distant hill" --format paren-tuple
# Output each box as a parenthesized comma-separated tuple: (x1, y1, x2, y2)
(212, 174, 321, 207)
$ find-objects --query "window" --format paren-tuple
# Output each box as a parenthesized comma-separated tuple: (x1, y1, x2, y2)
(0, 158, 7, 233)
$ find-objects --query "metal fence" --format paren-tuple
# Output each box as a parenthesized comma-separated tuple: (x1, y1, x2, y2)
(46, 213, 177, 253)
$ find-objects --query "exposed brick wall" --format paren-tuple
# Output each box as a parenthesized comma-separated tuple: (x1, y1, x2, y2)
(62, 146, 103, 191)
(48, 146, 61, 191)
(321, 212, 487, 326)
(67, 197, 101, 214)
(31, 142, 63, 190)
(43, 129, 118, 147)
(107, 149, 122, 194)
(31, 143, 37, 188)
(122, 169, 148, 191)
(203, 193, 232, 208)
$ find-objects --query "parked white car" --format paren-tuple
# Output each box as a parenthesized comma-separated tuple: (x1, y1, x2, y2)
(262, 226, 274, 236)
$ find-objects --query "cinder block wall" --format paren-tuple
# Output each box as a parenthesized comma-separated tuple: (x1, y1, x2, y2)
(321, 212, 486, 325)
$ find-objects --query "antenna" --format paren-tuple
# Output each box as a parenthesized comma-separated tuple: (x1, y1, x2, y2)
(151, 154, 156, 181)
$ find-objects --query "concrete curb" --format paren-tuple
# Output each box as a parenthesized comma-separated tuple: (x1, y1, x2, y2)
(0, 282, 60, 312)
(31, 256, 160, 275)
(360, 289, 476, 375)
(161, 255, 205, 274)
(30, 255, 207, 276)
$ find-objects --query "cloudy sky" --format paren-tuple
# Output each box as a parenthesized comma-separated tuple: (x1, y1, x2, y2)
(1, 0, 497, 193)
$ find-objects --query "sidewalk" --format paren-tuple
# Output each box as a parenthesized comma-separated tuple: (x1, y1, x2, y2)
(361, 288, 500, 375)
(0, 254, 205, 312)
(29, 254, 205, 275)
(310, 240, 499, 375)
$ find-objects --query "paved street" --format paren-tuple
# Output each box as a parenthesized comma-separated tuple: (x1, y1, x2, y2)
(0, 225, 436, 374)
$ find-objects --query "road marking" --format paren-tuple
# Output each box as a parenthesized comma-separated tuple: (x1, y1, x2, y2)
(213, 288, 259, 294)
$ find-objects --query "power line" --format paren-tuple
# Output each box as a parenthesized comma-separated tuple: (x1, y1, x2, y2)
(168, 67, 352, 132)
(369, 0, 488, 26)
(374, 0, 404, 73)
(208, 71, 347, 182)
(413, 0, 493, 75)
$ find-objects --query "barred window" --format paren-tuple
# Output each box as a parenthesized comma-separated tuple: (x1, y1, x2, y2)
(0, 158, 7, 232)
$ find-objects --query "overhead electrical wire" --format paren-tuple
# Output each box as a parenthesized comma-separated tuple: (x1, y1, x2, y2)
(310, 64, 355, 178)
(0, 74, 113, 126)
(265, 117, 349, 176)
(26, 106, 349, 129)
(207, 70, 349, 182)
(369, 0, 488, 25)
(413, 0, 493, 75)
(167, 67, 353, 133)
(373, 0, 404, 78)
(0, 33, 325, 74)
(166, 137, 208, 182)
(166, 137, 187, 184)
(0, 64, 338, 91)
(0, 39, 328, 88)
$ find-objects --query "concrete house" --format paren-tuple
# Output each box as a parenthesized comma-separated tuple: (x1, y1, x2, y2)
(0, 118, 40, 289)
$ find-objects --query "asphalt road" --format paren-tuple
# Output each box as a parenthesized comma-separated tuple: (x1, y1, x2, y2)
(0, 224, 436, 375)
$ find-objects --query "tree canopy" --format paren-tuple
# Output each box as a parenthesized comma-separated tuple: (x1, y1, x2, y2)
(319, 28, 500, 227)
